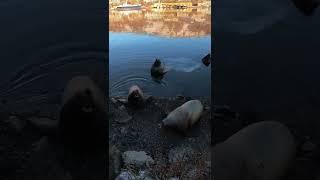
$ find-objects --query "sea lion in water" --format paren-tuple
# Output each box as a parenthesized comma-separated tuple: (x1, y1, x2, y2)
(151, 59, 167, 79)
(212, 121, 296, 180)
(162, 100, 203, 132)
(202, 53, 211, 66)
(291, 0, 319, 16)
(128, 85, 144, 107)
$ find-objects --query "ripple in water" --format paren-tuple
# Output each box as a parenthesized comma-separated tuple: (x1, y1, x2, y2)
(110, 74, 168, 97)
(163, 57, 202, 73)
(109, 57, 205, 97)
(0, 42, 107, 107)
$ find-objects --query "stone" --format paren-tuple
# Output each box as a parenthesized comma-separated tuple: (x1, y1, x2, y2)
(111, 98, 118, 104)
(122, 151, 154, 167)
(114, 108, 132, 124)
(118, 98, 128, 104)
(176, 95, 184, 100)
(168, 145, 195, 163)
(115, 171, 136, 180)
(137, 170, 154, 180)
(119, 105, 126, 111)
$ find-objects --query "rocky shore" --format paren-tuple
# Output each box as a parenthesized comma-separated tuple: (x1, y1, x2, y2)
(109, 96, 211, 179)
(0, 96, 211, 180)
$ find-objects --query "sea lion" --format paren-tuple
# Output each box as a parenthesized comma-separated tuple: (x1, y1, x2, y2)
(58, 76, 107, 152)
(151, 58, 167, 79)
(128, 85, 144, 107)
(162, 100, 203, 132)
(212, 121, 296, 180)
(291, 0, 319, 16)
(202, 53, 211, 66)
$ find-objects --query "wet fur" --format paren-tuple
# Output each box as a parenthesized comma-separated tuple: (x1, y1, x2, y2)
(128, 85, 144, 107)
(151, 59, 167, 78)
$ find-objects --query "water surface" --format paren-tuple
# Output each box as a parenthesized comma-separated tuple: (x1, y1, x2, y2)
(109, 8, 211, 97)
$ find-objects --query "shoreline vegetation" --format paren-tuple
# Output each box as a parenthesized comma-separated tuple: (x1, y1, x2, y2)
(109, 1, 211, 10)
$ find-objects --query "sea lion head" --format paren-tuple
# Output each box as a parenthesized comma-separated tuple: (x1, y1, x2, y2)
(128, 86, 144, 108)
(153, 58, 161, 67)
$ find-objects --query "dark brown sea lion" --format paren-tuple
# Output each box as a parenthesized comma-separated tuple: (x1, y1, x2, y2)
(202, 53, 211, 66)
(151, 59, 167, 79)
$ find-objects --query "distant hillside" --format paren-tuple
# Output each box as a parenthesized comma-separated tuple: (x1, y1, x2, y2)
(109, 0, 210, 5)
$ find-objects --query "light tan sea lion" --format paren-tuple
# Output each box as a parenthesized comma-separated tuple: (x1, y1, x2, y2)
(128, 85, 144, 107)
(212, 121, 296, 180)
(162, 100, 204, 132)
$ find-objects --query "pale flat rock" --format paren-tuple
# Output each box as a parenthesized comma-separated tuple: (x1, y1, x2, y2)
(122, 151, 154, 167)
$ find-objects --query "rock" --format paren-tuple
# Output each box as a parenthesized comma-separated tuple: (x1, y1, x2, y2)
(111, 98, 118, 104)
(6, 115, 26, 132)
(118, 98, 128, 104)
(119, 105, 126, 111)
(122, 151, 154, 167)
(176, 95, 184, 100)
(168, 145, 195, 163)
(114, 108, 132, 124)
(302, 141, 317, 152)
(109, 145, 122, 180)
(137, 170, 154, 180)
(115, 171, 136, 180)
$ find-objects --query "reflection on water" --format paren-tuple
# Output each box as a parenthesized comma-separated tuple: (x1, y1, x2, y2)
(109, 8, 211, 37)
(109, 8, 211, 97)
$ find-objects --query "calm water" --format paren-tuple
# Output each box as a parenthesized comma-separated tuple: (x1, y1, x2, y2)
(109, 8, 211, 97)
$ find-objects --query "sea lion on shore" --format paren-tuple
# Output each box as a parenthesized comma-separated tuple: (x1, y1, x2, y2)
(58, 76, 107, 152)
(212, 121, 296, 180)
(151, 59, 167, 79)
(162, 100, 203, 132)
(128, 85, 144, 107)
